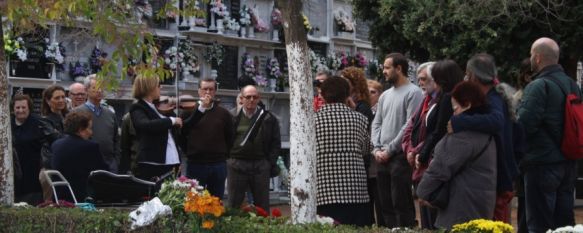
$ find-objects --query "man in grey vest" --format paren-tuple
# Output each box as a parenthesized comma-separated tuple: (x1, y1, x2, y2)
(73, 74, 120, 173)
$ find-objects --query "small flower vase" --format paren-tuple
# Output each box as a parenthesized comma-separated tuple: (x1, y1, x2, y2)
(216, 19, 224, 34)
(269, 78, 277, 92)
(247, 26, 255, 38)
(182, 71, 193, 82)
(240, 27, 246, 38)
(208, 13, 217, 32)
(272, 29, 280, 42)
(210, 69, 218, 79)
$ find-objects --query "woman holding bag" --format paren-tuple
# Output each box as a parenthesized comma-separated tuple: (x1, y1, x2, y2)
(416, 81, 496, 230)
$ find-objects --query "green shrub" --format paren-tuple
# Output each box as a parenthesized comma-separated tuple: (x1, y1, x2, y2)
(0, 207, 436, 233)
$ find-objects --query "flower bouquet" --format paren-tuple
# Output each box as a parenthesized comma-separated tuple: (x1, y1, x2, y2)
(451, 219, 513, 233)
(239, 5, 252, 26)
(271, 8, 283, 29)
(89, 47, 108, 73)
(164, 43, 199, 74)
(333, 9, 354, 32)
(158, 176, 202, 214)
(241, 53, 256, 77)
(223, 16, 241, 33)
(69, 61, 89, 79)
(309, 50, 328, 73)
(210, 0, 229, 18)
(250, 7, 269, 32)
(303, 14, 312, 33)
(266, 58, 282, 79)
(44, 39, 66, 64)
(327, 53, 341, 71)
(354, 52, 368, 68)
(184, 190, 225, 229)
(204, 42, 225, 67)
(4, 35, 27, 61)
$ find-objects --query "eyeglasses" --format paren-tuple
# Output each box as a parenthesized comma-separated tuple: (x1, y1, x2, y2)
(70, 92, 86, 97)
(243, 95, 259, 100)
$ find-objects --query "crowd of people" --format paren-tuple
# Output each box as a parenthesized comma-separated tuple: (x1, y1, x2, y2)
(312, 37, 580, 233)
(9, 37, 580, 232)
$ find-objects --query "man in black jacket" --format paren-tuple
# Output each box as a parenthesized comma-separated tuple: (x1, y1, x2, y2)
(227, 85, 281, 211)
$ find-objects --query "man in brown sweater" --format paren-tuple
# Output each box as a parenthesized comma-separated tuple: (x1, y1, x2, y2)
(182, 78, 234, 199)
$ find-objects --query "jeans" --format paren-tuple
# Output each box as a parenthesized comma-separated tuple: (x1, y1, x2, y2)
(186, 161, 227, 199)
(524, 161, 576, 233)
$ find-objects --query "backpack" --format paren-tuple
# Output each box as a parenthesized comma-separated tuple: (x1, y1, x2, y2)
(544, 76, 583, 160)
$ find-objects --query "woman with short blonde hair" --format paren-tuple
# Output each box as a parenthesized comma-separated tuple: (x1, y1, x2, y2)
(129, 74, 183, 180)
(132, 74, 160, 99)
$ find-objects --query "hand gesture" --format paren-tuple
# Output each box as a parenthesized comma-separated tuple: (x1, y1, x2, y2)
(201, 94, 213, 108)
(447, 120, 453, 134)
(406, 152, 415, 167)
(174, 117, 183, 128)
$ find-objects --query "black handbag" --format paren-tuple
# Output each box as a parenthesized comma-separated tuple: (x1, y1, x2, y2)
(428, 135, 493, 209)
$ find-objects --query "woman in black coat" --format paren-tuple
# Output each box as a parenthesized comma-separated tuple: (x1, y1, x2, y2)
(129, 75, 182, 181)
(11, 94, 44, 204)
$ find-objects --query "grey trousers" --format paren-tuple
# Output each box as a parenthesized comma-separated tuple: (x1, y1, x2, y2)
(226, 158, 271, 211)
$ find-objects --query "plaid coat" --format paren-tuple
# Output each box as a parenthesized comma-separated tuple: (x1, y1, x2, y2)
(316, 103, 370, 205)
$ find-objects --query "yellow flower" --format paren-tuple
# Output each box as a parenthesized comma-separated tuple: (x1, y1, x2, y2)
(202, 220, 214, 229)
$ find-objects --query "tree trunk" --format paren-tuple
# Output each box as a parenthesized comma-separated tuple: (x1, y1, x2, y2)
(0, 11, 15, 205)
(276, 0, 317, 224)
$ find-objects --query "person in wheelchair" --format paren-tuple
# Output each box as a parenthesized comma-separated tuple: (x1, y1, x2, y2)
(51, 111, 108, 202)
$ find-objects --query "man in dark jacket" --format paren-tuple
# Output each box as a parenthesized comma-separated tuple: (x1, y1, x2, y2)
(448, 53, 518, 223)
(182, 78, 234, 199)
(226, 85, 281, 212)
(518, 37, 579, 233)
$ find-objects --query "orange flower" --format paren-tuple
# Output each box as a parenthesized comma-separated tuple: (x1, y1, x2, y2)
(202, 220, 214, 229)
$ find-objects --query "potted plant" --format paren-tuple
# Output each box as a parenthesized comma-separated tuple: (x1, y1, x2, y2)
(239, 5, 252, 38)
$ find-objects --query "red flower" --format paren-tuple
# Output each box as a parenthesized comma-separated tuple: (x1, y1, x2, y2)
(271, 208, 282, 217)
(255, 206, 269, 217)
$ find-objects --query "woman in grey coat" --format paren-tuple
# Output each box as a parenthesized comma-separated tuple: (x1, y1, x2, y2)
(417, 81, 497, 229)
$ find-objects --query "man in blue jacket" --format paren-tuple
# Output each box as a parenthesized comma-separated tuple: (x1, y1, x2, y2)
(448, 53, 518, 224)
(518, 37, 578, 233)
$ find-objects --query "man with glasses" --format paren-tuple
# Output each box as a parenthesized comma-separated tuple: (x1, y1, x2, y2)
(68, 82, 87, 110)
(182, 78, 234, 199)
(72, 74, 120, 173)
(226, 85, 281, 211)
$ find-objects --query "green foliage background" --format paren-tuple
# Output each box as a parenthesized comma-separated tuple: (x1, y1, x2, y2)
(353, 0, 583, 84)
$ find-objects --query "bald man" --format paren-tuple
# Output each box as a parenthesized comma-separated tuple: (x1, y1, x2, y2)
(226, 85, 281, 212)
(518, 37, 580, 233)
(68, 82, 87, 109)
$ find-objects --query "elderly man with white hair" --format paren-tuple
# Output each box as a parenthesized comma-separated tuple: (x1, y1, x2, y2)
(400, 61, 438, 229)
(72, 74, 120, 173)
(518, 37, 580, 233)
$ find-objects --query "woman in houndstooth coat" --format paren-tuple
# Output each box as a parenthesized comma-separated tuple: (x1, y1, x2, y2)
(315, 76, 372, 226)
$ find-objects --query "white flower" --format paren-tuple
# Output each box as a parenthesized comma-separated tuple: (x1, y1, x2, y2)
(316, 215, 334, 225)
(16, 49, 27, 61)
(547, 225, 583, 233)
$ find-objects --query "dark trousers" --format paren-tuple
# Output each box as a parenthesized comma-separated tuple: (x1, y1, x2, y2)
(516, 174, 528, 233)
(186, 161, 227, 199)
(524, 162, 576, 233)
(226, 159, 270, 211)
(376, 154, 416, 228)
(136, 163, 178, 182)
(367, 178, 385, 226)
(317, 202, 373, 227)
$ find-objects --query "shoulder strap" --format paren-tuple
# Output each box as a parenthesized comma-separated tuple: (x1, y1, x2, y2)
(543, 73, 580, 98)
(453, 135, 493, 177)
